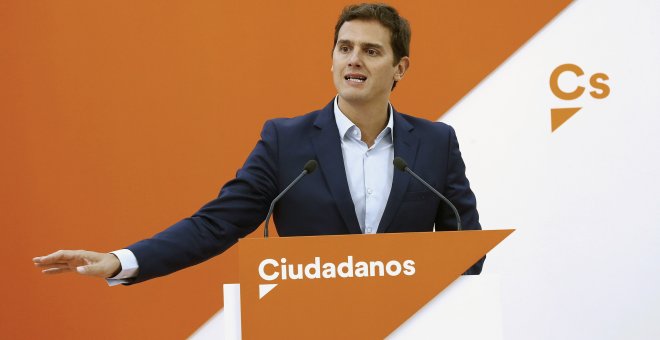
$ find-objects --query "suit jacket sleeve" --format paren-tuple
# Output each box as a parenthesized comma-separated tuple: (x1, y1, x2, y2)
(435, 125, 484, 275)
(124, 120, 280, 284)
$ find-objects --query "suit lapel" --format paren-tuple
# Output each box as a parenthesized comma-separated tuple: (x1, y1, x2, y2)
(377, 110, 419, 233)
(311, 102, 362, 234)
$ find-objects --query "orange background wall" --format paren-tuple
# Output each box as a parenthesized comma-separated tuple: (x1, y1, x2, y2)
(1, 1, 568, 338)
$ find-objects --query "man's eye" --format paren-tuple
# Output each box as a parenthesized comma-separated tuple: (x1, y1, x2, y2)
(367, 49, 378, 56)
(340, 46, 350, 53)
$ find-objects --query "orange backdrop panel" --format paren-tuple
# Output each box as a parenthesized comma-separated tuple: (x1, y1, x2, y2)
(0, 1, 569, 338)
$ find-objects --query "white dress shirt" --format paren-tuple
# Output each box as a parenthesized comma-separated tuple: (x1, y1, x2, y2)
(108, 96, 395, 284)
(333, 97, 394, 234)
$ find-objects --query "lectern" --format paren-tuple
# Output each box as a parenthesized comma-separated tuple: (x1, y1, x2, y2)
(223, 229, 513, 339)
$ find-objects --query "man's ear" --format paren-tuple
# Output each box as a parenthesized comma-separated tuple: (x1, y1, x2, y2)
(394, 56, 410, 81)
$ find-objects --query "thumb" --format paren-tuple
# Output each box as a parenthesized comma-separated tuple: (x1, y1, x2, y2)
(76, 253, 121, 278)
(76, 265, 94, 275)
(76, 264, 105, 277)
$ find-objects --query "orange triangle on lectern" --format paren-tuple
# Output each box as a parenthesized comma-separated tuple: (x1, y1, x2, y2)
(551, 107, 582, 132)
(238, 230, 513, 339)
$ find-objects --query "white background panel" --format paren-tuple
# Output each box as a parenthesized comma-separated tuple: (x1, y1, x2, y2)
(442, 1, 660, 339)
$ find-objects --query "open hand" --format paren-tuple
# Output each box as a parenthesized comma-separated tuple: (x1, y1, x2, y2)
(33, 250, 121, 278)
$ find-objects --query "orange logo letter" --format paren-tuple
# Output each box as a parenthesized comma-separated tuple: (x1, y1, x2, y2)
(550, 63, 585, 100)
(589, 73, 610, 99)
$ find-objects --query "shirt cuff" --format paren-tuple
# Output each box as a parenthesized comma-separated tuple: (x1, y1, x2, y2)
(105, 278, 129, 287)
(104, 249, 139, 286)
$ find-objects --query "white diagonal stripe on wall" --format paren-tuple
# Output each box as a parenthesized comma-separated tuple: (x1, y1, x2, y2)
(441, 1, 660, 339)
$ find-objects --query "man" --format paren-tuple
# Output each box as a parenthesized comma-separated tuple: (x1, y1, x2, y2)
(33, 3, 483, 283)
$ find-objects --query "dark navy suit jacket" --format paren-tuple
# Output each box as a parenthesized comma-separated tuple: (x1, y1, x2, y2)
(127, 100, 482, 283)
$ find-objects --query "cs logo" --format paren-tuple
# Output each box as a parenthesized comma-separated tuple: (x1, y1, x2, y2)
(549, 63, 610, 132)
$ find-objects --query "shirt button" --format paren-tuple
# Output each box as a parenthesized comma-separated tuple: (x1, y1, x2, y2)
(367, 188, 373, 195)
(366, 228, 372, 233)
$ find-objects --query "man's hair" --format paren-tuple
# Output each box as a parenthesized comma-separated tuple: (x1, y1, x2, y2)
(333, 3, 411, 89)
(333, 3, 411, 63)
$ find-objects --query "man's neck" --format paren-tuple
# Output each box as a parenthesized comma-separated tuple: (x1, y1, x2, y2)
(337, 97, 389, 147)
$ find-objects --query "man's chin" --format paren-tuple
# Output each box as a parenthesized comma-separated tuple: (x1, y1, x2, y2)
(337, 91, 369, 104)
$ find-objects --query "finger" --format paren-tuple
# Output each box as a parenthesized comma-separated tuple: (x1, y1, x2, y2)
(34, 250, 79, 264)
(34, 263, 71, 270)
(42, 267, 73, 275)
(34, 260, 69, 266)
(34, 258, 74, 266)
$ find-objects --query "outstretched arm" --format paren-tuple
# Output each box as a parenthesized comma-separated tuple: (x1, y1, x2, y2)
(33, 119, 280, 283)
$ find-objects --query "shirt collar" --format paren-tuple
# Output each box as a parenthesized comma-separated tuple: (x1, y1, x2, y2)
(333, 96, 394, 141)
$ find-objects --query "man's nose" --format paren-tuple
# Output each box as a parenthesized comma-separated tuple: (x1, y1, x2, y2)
(348, 50, 362, 67)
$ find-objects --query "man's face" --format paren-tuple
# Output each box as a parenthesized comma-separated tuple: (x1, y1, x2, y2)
(332, 20, 408, 107)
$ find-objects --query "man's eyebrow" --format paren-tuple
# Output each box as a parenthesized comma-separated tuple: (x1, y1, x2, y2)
(361, 42, 384, 50)
(336, 40, 384, 50)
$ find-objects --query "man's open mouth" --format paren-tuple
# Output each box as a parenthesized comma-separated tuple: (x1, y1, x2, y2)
(344, 74, 367, 83)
